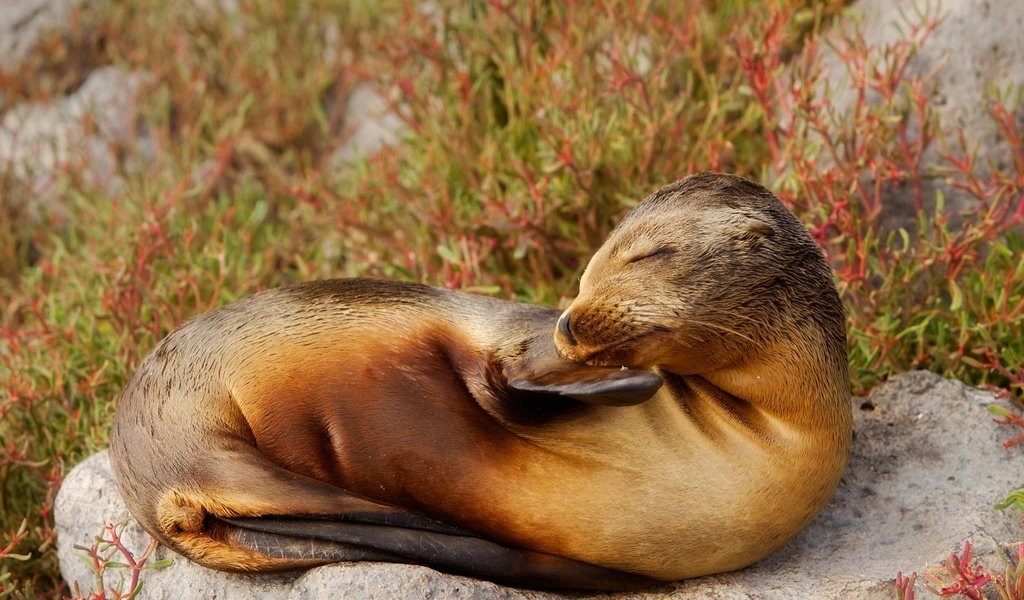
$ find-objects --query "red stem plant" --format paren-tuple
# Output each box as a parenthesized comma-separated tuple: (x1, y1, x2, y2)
(994, 543, 1024, 600)
(732, 3, 1024, 397)
(67, 522, 166, 600)
(922, 541, 992, 599)
(991, 406, 1024, 450)
(895, 571, 918, 600)
(898, 541, 1024, 600)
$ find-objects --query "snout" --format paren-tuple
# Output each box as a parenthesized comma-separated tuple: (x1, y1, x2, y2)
(554, 303, 617, 364)
(554, 301, 660, 367)
(556, 311, 577, 347)
(555, 306, 591, 363)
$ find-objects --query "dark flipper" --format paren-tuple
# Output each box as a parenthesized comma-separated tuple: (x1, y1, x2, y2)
(219, 516, 659, 591)
(509, 368, 663, 407)
(502, 323, 663, 407)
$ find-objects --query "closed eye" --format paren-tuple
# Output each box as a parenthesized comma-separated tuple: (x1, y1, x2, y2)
(627, 246, 677, 264)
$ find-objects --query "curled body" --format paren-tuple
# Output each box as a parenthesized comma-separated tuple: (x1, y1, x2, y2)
(110, 172, 851, 590)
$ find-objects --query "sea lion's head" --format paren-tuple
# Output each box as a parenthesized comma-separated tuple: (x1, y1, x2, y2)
(555, 172, 844, 376)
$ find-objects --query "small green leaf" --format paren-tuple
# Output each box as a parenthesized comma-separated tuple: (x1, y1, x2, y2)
(464, 285, 501, 295)
(995, 488, 1024, 511)
(989, 405, 1012, 418)
(248, 200, 268, 226)
(436, 245, 459, 263)
(147, 558, 174, 570)
(792, 8, 815, 25)
(898, 228, 910, 252)
(947, 279, 963, 311)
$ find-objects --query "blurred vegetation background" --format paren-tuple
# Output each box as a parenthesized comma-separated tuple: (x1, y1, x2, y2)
(0, 0, 1021, 595)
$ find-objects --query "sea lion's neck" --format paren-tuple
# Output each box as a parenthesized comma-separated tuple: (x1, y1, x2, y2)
(699, 333, 850, 434)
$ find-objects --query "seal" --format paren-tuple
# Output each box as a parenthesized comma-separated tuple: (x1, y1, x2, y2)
(110, 172, 851, 591)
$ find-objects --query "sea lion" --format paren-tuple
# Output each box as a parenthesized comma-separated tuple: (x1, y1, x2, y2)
(110, 172, 851, 591)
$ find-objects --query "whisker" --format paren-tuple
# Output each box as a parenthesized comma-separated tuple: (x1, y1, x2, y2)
(628, 302, 761, 324)
(685, 319, 755, 343)
(622, 310, 756, 344)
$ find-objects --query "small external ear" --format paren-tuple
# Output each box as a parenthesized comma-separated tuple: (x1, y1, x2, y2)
(735, 216, 774, 241)
(509, 368, 663, 407)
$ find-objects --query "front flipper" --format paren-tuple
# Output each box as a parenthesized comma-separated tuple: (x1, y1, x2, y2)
(502, 326, 662, 407)
(219, 516, 658, 591)
(509, 368, 663, 406)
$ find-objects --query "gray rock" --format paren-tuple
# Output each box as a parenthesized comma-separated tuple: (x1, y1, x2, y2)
(0, 0, 90, 72)
(56, 372, 1023, 599)
(0, 66, 151, 213)
(814, 0, 1024, 227)
(330, 83, 404, 166)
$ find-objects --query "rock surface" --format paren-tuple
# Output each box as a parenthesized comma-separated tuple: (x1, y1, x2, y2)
(56, 372, 1023, 599)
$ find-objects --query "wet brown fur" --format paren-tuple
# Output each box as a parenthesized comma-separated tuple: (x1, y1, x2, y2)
(110, 172, 851, 584)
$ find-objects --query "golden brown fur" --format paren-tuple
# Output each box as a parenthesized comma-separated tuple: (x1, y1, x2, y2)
(110, 172, 850, 588)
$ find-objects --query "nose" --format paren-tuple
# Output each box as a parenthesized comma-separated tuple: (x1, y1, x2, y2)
(557, 311, 578, 346)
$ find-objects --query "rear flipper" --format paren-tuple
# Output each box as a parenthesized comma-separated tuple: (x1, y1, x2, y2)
(219, 516, 658, 591)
